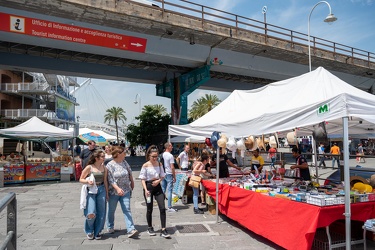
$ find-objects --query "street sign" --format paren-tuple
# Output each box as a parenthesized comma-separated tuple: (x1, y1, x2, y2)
(179, 65, 210, 95)
(262, 6, 267, 14)
(0, 12, 147, 53)
(156, 79, 173, 98)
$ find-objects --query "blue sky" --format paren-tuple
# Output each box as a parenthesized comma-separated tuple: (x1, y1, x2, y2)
(74, 0, 375, 126)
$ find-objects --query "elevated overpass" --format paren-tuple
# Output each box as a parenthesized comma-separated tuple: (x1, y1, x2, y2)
(0, 0, 374, 93)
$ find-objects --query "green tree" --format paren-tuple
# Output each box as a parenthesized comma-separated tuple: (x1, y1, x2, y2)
(154, 104, 167, 115)
(189, 94, 221, 121)
(104, 106, 127, 143)
(126, 104, 170, 146)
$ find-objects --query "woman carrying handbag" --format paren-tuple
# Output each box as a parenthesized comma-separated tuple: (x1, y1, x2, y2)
(191, 154, 212, 214)
(139, 145, 170, 238)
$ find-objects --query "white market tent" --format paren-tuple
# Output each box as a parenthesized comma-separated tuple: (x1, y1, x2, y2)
(170, 67, 375, 138)
(0, 116, 73, 142)
(169, 67, 375, 249)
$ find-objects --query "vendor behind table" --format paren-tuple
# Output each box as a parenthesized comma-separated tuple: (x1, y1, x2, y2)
(250, 148, 264, 175)
(210, 148, 242, 178)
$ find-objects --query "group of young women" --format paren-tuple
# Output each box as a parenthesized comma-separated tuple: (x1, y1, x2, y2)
(79, 143, 215, 240)
(79, 144, 172, 240)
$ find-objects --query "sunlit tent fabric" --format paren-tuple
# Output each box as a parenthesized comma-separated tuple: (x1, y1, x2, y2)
(0, 116, 73, 142)
(169, 67, 375, 138)
(169, 66, 375, 249)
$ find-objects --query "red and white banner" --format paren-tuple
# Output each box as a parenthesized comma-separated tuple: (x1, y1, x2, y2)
(0, 12, 147, 53)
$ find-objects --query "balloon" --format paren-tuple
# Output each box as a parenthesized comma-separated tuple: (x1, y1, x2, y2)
(211, 131, 220, 149)
(205, 138, 212, 146)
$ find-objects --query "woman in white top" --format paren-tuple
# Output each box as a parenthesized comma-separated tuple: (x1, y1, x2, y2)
(139, 145, 170, 238)
(104, 145, 112, 159)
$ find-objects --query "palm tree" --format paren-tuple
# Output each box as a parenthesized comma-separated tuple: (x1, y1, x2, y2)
(104, 107, 127, 143)
(153, 104, 167, 115)
(189, 94, 221, 121)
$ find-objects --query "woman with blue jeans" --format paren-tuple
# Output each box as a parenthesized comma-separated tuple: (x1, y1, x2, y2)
(191, 154, 212, 214)
(79, 150, 108, 240)
(105, 146, 138, 238)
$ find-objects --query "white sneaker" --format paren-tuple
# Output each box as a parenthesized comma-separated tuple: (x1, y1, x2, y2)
(167, 207, 177, 213)
(107, 228, 115, 234)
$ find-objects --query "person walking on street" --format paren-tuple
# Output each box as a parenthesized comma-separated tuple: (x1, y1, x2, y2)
(161, 142, 177, 212)
(79, 150, 108, 240)
(330, 143, 340, 169)
(318, 143, 326, 168)
(80, 140, 97, 169)
(358, 143, 366, 163)
(105, 146, 138, 238)
(176, 145, 190, 171)
(139, 145, 170, 238)
(104, 145, 112, 159)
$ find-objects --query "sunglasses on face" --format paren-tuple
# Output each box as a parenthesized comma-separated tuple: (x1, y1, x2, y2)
(150, 155, 158, 158)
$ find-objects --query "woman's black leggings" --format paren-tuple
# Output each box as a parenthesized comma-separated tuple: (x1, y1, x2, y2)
(144, 182, 166, 228)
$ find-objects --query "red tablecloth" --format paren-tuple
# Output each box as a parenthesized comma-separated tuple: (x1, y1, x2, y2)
(202, 180, 375, 250)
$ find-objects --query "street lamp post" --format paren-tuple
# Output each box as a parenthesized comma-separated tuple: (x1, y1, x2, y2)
(134, 93, 141, 118)
(308, 1, 337, 72)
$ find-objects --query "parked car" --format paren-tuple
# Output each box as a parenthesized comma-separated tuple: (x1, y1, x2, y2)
(324, 166, 375, 187)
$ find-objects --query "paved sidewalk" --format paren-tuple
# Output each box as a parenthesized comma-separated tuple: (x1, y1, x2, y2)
(0, 156, 373, 249)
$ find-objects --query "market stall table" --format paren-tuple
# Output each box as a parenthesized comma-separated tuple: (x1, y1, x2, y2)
(202, 180, 375, 250)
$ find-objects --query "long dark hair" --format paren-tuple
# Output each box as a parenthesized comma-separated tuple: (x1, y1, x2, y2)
(87, 150, 104, 165)
(146, 145, 159, 161)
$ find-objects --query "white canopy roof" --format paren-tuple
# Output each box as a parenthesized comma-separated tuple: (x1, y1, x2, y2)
(169, 67, 375, 138)
(0, 116, 73, 142)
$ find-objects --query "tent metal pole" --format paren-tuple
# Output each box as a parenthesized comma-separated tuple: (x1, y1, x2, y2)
(311, 137, 318, 183)
(216, 149, 220, 223)
(343, 117, 351, 250)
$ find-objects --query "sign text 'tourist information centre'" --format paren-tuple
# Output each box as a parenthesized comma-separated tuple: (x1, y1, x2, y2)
(0, 12, 147, 53)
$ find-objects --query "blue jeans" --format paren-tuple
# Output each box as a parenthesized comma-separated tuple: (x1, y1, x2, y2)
(84, 185, 106, 237)
(161, 174, 173, 208)
(106, 191, 135, 233)
(332, 156, 340, 168)
(192, 186, 199, 209)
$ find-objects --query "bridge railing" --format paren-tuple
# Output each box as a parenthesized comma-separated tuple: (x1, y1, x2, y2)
(0, 192, 17, 250)
(146, 0, 374, 64)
